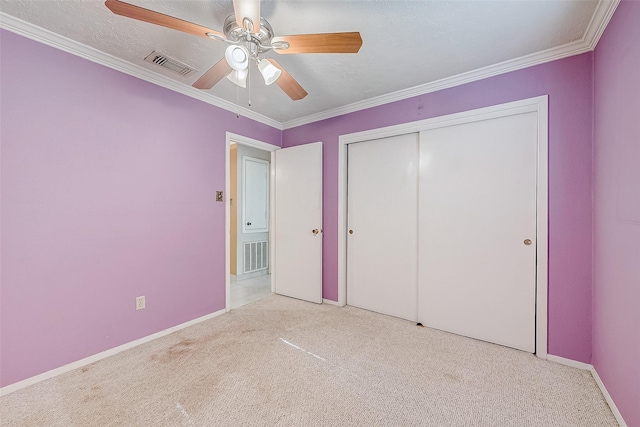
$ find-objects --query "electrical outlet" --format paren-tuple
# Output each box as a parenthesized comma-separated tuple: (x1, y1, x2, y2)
(136, 296, 145, 310)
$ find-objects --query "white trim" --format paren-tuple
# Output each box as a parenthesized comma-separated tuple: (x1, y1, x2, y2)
(536, 98, 549, 359)
(225, 133, 279, 312)
(339, 102, 543, 145)
(322, 298, 341, 306)
(281, 0, 619, 129)
(547, 355, 628, 427)
(1, 1, 618, 131)
(0, 13, 282, 130)
(336, 136, 348, 306)
(337, 96, 549, 358)
(0, 308, 225, 397)
(585, 0, 621, 50)
(546, 354, 593, 371)
(282, 45, 575, 129)
(269, 150, 276, 294)
(591, 367, 629, 427)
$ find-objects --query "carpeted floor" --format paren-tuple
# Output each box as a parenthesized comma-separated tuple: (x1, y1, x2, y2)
(0, 295, 617, 426)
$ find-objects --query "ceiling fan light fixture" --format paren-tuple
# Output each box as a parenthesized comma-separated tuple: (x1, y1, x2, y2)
(225, 45, 249, 71)
(103, 0, 362, 101)
(227, 68, 248, 88)
(258, 59, 281, 85)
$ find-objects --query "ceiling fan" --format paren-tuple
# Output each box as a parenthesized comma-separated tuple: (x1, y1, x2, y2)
(104, 0, 363, 101)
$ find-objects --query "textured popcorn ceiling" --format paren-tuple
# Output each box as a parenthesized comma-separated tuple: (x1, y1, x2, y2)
(0, 0, 600, 124)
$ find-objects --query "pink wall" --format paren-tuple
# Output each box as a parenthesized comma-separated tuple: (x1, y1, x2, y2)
(0, 30, 281, 387)
(592, 1, 640, 425)
(283, 53, 594, 363)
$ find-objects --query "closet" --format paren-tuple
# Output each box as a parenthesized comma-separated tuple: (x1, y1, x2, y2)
(347, 133, 419, 321)
(346, 105, 540, 353)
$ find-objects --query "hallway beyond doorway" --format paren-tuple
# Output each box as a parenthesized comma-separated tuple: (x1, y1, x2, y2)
(230, 274, 272, 309)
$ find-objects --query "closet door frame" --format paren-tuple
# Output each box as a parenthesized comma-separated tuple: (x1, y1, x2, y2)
(336, 95, 549, 359)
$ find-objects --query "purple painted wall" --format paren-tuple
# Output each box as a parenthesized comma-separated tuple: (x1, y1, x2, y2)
(283, 53, 594, 363)
(0, 30, 281, 387)
(592, 1, 640, 425)
(3, 7, 633, 403)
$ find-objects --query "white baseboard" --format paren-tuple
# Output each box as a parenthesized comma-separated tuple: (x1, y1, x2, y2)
(322, 298, 342, 306)
(546, 354, 593, 370)
(547, 354, 627, 427)
(0, 308, 226, 397)
(590, 367, 628, 427)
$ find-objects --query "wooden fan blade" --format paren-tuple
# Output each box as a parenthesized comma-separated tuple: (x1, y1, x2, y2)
(272, 32, 362, 54)
(267, 59, 308, 101)
(233, 0, 261, 33)
(105, 0, 225, 40)
(193, 58, 233, 90)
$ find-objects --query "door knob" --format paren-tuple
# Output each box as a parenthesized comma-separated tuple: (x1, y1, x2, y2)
(524, 239, 532, 246)
(349, 229, 353, 234)
(312, 229, 319, 235)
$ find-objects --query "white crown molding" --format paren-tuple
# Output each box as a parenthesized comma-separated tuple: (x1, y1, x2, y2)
(0, 12, 283, 130)
(585, 0, 620, 50)
(281, 0, 620, 130)
(0, 0, 620, 131)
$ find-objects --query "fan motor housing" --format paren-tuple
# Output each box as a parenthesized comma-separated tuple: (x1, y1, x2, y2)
(223, 14, 274, 53)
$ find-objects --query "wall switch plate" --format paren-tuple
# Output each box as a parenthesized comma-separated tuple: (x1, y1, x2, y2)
(136, 296, 145, 310)
(216, 191, 223, 202)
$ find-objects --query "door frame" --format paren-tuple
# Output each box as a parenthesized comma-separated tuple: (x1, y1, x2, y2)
(337, 96, 549, 358)
(225, 132, 279, 312)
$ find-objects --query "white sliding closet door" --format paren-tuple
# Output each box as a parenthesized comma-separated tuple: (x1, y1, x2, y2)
(418, 112, 538, 352)
(347, 133, 419, 321)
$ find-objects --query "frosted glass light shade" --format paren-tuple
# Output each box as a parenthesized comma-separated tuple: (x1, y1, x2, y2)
(258, 59, 281, 85)
(225, 45, 249, 71)
(227, 68, 248, 88)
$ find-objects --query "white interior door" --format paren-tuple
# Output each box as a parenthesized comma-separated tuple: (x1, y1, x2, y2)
(418, 112, 538, 352)
(243, 157, 269, 233)
(274, 142, 323, 303)
(347, 133, 419, 321)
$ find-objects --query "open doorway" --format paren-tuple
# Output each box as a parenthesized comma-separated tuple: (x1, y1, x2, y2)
(225, 133, 278, 311)
(230, 143, 271, 308)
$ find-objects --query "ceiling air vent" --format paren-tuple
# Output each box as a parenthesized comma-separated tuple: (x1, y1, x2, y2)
(144, 51, 196, 77)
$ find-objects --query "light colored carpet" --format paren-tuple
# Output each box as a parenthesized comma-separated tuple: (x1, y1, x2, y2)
(1, 295, 617, 426)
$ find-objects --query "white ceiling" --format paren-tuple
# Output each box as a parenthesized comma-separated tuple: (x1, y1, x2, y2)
(0, 0, 617, 128)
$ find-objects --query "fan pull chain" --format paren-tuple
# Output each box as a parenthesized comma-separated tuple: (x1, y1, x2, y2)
(236, 82, 240, 118)
(248, 63, 252, 107)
